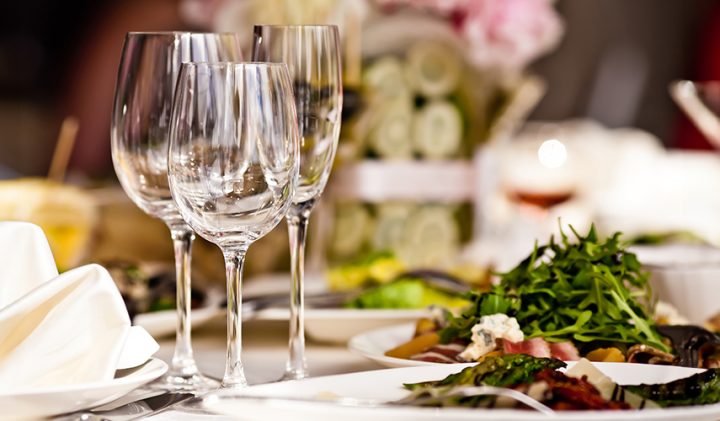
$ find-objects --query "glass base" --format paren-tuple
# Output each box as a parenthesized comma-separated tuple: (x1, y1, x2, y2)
(279, 367, 308, 381)
(148, 372, 220, 394)
(170, 387, 251, 416)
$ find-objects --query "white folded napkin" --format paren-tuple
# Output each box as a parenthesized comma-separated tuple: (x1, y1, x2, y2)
(0, 222, 158, 391)
(0, 222, 58, 308)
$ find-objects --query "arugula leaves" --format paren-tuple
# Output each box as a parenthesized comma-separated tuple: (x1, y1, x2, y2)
(439, 225, 671, 353)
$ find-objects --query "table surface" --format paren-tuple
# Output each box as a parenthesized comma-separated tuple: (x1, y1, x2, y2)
(148, 319, 380, 419)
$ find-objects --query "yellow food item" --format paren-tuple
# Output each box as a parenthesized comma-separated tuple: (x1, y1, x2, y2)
(385, 332, 439, 360)
(414, 318, 437, 336)
(449, 263, 492, 290)
(477, 350, 504, 362)
(586, 347, 626, 363)
(366, 257, 405, 284)
(0, 178, 97, 271)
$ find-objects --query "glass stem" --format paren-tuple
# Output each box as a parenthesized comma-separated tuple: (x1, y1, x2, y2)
(170, 227, 199, 377)
(284, 201, 314, 379)
(222, 246, 249, 388)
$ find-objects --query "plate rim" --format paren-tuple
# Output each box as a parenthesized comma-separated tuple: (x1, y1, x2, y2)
(0, 357, 168, 397)
(348, 322, 437, 367)
(256, 308, 431, 321)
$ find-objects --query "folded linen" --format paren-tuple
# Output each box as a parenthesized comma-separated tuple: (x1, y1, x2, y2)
(0, 222, 157, 391)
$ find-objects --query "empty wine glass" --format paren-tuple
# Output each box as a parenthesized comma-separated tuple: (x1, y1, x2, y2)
(168, 62, 299, 388)
(111, 32, 242, 392)
(670, 80, 720, 148)
(253, 24, 343, 381)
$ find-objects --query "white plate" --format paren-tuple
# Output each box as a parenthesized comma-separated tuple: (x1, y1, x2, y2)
(0, 357, 168, 420)
(136, 305, 428, 344)
(256, 308, 430, 344)
(134, 288, 226, 338)
(133, 273, 322, 339)
(203, 362, 717, 421)
(134, 305, 224, 338)
(349, 322, 432, 367)
(246, 273, 431, 343)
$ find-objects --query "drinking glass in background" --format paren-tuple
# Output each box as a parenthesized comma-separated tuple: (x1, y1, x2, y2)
(670, 80, 720, 149)
(500, 128, 577, 211)
(476, 123, 584, 271)
(252, 25, 343, 380)
(168, 62, 299, 388)
(111, 32, 242, 392)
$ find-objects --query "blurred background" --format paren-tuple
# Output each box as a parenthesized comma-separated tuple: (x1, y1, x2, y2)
(1, 0, 720, 308)
(0, 0, 717, 177)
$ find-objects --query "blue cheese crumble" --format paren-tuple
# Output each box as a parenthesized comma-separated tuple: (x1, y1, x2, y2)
(458, 313, 524, 361)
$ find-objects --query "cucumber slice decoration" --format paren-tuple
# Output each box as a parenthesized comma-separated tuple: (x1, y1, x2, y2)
(330, 202, 373, 258)
(412, 99, 463, 159)
(397, 206, 460, 268)
(362, 56, 410, 100)
(372, 203, 416, 251)
(367, 97, 414, 159)
(405, 41, 462, 98)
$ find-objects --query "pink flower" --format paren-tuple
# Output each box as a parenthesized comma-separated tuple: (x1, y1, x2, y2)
(460, 0, 563, 69)
(376, 0, 563, 69)
(376, 0, 464, 15)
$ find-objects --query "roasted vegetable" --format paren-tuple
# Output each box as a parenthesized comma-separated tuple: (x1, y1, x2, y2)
(400, 355, 632, 410)
(626, 344, 676, 365)
(404, 354, 566, 391)
(657, 325, 720, 368)
(586, 347, 626, 363)
(627, 369, 720, 407)
(401, 355, 720, 410)
(385, 333, 440, 360)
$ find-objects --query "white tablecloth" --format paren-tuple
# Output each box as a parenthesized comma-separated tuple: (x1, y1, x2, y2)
(149, 320, 379, 419)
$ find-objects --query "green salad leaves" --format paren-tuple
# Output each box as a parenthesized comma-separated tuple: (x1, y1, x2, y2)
(440, 225, 670, 353)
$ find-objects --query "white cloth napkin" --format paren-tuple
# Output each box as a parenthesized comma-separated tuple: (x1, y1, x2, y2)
(0, 222, 158, 391)
(0, 222, 58, 308)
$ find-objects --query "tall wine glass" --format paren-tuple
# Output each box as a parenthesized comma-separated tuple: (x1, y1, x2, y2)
(253, 25, 343, 381)
(670, 80, 720, 148)
(168, 62, 299, 388)
(111, 32, 242, 392)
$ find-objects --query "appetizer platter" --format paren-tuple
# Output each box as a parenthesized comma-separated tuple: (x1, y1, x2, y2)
(351, 226, 720, 368)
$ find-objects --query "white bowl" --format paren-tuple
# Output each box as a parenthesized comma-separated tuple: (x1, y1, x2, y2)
(632, 244, 720, 324)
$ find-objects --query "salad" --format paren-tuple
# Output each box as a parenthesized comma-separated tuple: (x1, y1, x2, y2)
(386, 226, 720, 368)
(399, 354, 720, 410)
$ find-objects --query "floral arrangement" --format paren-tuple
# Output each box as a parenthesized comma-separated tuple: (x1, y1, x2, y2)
(182, 0, 563, 71)
(374, 0, 563, 70)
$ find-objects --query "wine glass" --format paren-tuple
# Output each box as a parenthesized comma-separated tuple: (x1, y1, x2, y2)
(168, 62, 299, 388)
(111, 32, 242, 392)
(252, 24, 343, 381)
(670, 80, 720, 148)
